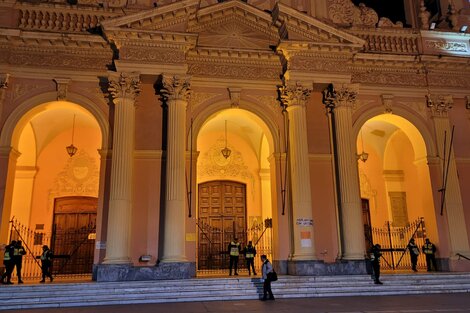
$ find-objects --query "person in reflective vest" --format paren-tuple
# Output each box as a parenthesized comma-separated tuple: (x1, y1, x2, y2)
(227, 237, 241, 276)
(422, 238, 437, 272)
(13, 240, 26, 283)
(407, 238, 420, 272)
(1, 240, 16, 285)
(243, 241, 257, 276)
(370, 243, 383, 285)
(39, 245, 53, 283)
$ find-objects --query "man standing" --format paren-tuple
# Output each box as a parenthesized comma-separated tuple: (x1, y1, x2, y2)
(228, 237, 241, 276)
(1, 241, 15, 284)
(243, 241, 257, 276)
(407, 238, 420, 272)
(422, 238, 437, 272)
(261, 254, 275, 300)
(13, 240, 26, 283)
(39, 245, 53, 283)
(370, 244, 383, 285)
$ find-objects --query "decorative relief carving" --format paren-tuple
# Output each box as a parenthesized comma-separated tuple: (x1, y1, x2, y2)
(424, 40, 468, 52)
(427, 94, 453, 117)
(328, 0, 378, 26)
(188, 63, 280, 80)
(188, 91, 220, 112)
(198, 137, 255, 194)
(279, 82, 312, 108)
(53, 78, 70, 101)
(249, 95, 281, 115)
(352, 71, 426, 87)
(120, 47, 185, 64)
(288, 56, 349, 72)
(0, 73, 9, 89)
(381, 94, 394, 114)
(322, 83, 358, 109)
(51, 150, 99, 197)
(161, 75, 191, 102)
(398, 101, 428, 120)
(352, 99, 375, 114)
(427, 74, 470, 89)
(228, 87, 241, 108)
(108, 72, 141, 102)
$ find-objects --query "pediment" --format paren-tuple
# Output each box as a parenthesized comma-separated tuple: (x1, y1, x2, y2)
(273, 3, 365, 50)
(188, 0, 279, 50)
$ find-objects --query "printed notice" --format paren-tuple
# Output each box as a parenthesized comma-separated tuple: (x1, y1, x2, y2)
(300, 231, 312, 248)
(296, 218, 313, 226)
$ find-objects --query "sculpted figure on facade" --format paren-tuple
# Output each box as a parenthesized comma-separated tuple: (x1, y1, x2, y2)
(160, 75, 191, 103)
(108, 72, 141, 102)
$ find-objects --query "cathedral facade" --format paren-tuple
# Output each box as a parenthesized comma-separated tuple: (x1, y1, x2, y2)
(1, 0, 470, 281)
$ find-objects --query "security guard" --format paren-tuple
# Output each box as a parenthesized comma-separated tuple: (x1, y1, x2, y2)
(370, 243, 383, 285)
(227, 237, 241, 276)
(39, 245, 53, 283)
(243, 241, 257, 276)
(422, 238, 437, 272)
(1, 241, 15, 284)
(13, 240, 26, 283)
(407, 238, 420, 272)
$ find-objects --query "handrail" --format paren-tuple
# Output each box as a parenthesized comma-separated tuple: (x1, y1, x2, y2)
(456, 253, 470, 261)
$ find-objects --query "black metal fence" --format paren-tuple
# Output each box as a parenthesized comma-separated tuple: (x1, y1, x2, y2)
(371, 217, 427, 270)
(7, 218, 95, 280)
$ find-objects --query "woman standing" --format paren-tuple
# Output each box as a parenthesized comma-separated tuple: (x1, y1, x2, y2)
(260, 254, 274, 301)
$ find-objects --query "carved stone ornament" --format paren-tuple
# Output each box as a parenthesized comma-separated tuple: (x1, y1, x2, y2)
(53, 78, 70, 101)
(322, 83, 358, 109)
(108, 72, 141, 102)
(279, 82, 312, 109)
(419, 0, 431, 30)
(427, 94, 453, 117)
(228, 87, 241, 108)
(0, 73, 10, 89)
(160, 75, 191, 102)
(328, 0, 378, 26)
(381, 94, 394, 114)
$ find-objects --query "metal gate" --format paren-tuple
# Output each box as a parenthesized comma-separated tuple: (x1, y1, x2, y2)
(196, 218, 273, 275)
(371, 217, 427, 270)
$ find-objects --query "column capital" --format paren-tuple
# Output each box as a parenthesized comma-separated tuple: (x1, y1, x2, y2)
(108, 72, 141, 103)
(0, 73, 10, 89)
(161, 75, 191, 103)
(427, 94, 453, 117)
(322, 83, 359, 109)
(279, 82, 312, 109)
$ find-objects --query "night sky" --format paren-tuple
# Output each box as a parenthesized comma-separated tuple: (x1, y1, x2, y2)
(351, 0, 407, 25)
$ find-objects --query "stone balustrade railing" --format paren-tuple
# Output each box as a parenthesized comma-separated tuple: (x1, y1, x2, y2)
(347, 27, 420, 54)
(16, 3, 122, 33)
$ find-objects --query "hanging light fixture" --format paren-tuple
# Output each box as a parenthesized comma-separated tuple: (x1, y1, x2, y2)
(357, 128, 369, 163)
(221, 120, 231, 159)
(66, 114, 78, 157)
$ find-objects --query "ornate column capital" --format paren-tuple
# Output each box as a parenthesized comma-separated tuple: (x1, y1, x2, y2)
(322, 83, 358, 109)
(0, 73, 10, 89)
(279, 82, 312, 109)
(53, 78, 71, 101)
(427, 94, 453, 117)
(161, 75, 191, 103)
(108, 72, 141, 103)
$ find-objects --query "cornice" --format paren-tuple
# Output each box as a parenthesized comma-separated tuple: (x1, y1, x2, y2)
(187, 47, 280, 64)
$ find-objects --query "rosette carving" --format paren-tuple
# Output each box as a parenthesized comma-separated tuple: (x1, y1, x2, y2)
(160, 75, 191, 102)
(328, 0, 378, 26)
(108, 72, 141, 102)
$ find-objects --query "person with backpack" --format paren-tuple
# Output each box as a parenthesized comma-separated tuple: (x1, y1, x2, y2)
(260, 254, 275, 300)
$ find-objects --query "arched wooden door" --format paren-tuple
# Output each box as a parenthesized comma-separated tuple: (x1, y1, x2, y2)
(197, 181, 246, 271)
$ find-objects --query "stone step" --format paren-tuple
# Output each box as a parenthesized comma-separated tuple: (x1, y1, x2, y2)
(1, 273, 469, 310)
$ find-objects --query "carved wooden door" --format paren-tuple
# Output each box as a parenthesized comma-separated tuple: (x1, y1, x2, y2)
(198, 181, 246, 271)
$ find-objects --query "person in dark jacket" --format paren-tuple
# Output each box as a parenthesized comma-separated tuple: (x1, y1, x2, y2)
(228, 237, 241, 276)
(39, 245, 53, 283)
(1, 241, 16, 285)
(12, 240, 26, 283)
(370, 244, 383, 285)
(407, 238, 420, 272)
(422, 238, 437, 272)
(243, 241, 257, 276)
(261, 254, 274, 300)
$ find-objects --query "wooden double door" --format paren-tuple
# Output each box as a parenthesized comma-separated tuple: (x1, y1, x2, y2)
(198, 181, 246, 270)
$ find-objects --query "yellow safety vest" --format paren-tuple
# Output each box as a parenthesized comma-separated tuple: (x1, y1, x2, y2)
(4, 250, 11, 261)
(230, 242, 240, 256)
(423, 243, 434, 254)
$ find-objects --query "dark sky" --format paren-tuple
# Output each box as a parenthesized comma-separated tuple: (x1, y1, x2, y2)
(351, 0, 406, 24)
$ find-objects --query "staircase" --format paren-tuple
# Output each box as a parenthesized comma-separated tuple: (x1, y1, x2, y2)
(1, 273, 470, 310)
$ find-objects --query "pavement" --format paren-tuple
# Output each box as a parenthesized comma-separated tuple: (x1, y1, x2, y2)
(5, 293, 470, 313)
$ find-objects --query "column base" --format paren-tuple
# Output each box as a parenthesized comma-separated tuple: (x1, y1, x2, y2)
(287, 259, 367, 275)
(93, 262, 196, 282)
(445, 256, 470, 272)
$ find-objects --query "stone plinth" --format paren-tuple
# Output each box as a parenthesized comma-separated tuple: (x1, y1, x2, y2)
(287, 260, 367, 275)
(93, 262, 196, 282)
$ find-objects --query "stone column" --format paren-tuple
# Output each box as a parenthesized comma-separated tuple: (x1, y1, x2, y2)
(324, 84, 365, 260)
(160, 75, 191, 262)
(429, 95, 470, 257)
(279, 82, 316, 260)
(103, 72, 140, 264)
(0, 147, 20, 246)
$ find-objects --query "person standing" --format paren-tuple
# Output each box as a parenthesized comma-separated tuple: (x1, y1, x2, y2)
(39, 245, 53, 283)
(243, 241, 257, 276)
(260, 254, 274, 300)
(422, 238, 437, 272)
(370, 244, 383, 285)
(407, 238, 420, 272)
(1, 241, 16, 285)
(13, 240, 26, 283)
(228, 237, 241, 276)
